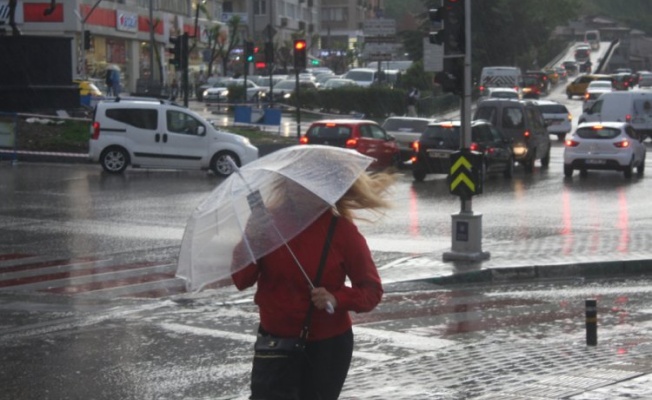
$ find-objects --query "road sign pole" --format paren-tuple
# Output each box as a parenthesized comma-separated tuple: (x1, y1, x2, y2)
(443, 0, 490, 262)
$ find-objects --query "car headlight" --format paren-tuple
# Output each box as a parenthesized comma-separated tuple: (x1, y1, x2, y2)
(224, 90, 229, 96)
(203, 90, 209, 97)
(283, 93, 291, 99)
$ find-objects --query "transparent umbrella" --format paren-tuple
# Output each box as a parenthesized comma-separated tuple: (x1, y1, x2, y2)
(176, 145, 373, 292)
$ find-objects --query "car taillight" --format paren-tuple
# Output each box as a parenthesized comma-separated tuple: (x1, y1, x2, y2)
(91, 121, 100, 140)
(345, 138, 357, 148)
(412, 141, 420, 152)
(584, 93, 590, 100)
(469, 142, 479, 152)
(614, 140, 630, 148)
(299, 136, 308, 144)
(523, 130, 531, 138)
(626, 114, 632, 122)
(565, 139, 580, 147)
(567, 113, 572, 121)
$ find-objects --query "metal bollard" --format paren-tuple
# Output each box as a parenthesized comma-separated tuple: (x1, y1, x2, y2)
(585, 299, 597, 346)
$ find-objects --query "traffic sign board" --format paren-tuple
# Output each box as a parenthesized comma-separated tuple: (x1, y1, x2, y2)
(448, 150, 483, 199)
(363, 18, 396, 36)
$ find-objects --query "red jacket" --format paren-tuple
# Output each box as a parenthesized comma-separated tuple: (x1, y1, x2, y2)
(232, 212, 383, 341)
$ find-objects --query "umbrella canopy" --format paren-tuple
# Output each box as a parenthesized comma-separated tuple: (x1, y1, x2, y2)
(176, 145, 374, 291)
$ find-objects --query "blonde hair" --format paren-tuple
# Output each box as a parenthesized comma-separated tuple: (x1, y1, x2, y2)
(335, 171, 396, 221)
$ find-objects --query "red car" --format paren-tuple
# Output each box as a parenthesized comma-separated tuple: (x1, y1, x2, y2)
(300, 119, 400, 170)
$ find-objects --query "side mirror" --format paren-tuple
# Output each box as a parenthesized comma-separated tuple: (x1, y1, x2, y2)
(197, 125, 206, 136)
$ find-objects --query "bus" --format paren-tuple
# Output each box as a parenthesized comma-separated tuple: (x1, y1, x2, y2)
(584, 30, 600, 51)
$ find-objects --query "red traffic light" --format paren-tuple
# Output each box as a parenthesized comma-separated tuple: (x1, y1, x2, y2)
(294, 40, 306, 50)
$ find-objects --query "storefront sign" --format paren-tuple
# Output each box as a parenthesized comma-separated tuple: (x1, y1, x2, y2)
(116, 10, 137, 32)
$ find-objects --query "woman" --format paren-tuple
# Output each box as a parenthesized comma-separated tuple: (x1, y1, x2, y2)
(232, 170, 395, 400)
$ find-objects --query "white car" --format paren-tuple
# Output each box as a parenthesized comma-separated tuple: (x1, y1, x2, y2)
(583, 80, 613, 111)
(89, 99, 258, 175)
(530, 100, 572, 141)
(320, 78, 357, 90)
(483, 87, 520, 100)
(342, 68, 378, 87)
(563, 121, 646, 178)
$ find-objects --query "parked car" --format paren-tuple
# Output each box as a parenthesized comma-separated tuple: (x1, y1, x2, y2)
(342, 68, 379, 87)
(411, 120, 514, 182)
(530, 100, 572, 141)
(89, 98, 258, 175)
(262, 79, 318, 104)
(320, 78, 357, 90)
(583, 80, 614, 111)
(474, 99, 551, 172)
(564, 121, 646, 178)
(566, 74, 613, 99)
(381, 116, 437, 164)
(299, 119, 400, 170)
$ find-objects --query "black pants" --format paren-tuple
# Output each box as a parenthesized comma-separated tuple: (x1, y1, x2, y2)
(250, 327, 354, 400)
(300, 328, 353, 400)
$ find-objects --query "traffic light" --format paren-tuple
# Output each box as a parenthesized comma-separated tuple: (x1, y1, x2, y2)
(169, 34, 188, 69)
(434, 58, 463, 95)
(170, 36, 181, 68)
(245, 41, 255, 63)
(293, 39, 307, 70)
(264, 41, 274, 64)
(83, 30, 92, 50)
(428, 7, 445, 45)
(429, 0, 465, 55)
(443, 0, 465, 55)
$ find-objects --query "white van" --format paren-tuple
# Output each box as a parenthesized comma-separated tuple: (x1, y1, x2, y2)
(89, 99, 259, 175)
(579, 91, 652, 140)
(479, 66, 522, 97)
(343, 68, 378, 87)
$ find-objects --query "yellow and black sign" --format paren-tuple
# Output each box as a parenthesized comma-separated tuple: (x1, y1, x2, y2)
(448, 149, 483, 199)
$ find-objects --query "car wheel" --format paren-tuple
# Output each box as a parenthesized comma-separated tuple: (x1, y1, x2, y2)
(567, 92, 572, 99)
(412, 170, 426, 182)
(523, 156, 535, 173)
(563, 164, 573, 177)
(557, 133, 566, 142)
(100, 146, 129, 174)
(541, 147, 551, 169)
(503, 157, 514, 178)
(624, 160, 634, 178)
(637, 155, 646, 177)
(580, 169, 588, 177)
(211, 151, 238, 177)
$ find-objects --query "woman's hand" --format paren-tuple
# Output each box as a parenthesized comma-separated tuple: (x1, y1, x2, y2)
(311, 287, 337, 311)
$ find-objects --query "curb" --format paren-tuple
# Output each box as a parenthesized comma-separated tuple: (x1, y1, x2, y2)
(405, 258, 652, 287)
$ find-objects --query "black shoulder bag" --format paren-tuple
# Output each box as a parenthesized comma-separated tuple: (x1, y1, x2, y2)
(249, 215, 338, 400)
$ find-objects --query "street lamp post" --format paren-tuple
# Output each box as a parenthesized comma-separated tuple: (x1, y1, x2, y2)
(74, 0, 104, 79)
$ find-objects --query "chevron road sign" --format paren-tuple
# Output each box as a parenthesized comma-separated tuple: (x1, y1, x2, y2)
(448, 149, 483, 199)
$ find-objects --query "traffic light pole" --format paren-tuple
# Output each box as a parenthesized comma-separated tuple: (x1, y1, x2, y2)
(443, 0, 490, 262)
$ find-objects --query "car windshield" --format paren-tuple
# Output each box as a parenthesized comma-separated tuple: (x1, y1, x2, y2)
(491, 91, 518, 99)
(422, 126, 460, 146)
(576, 127, 620, 139)
(523, 76, 540, 85)
(538, 104, 568, 114)
(307, 124, 351, 139)
(346, 71, 373, 81)
(273, 80, 296, 90)
(382, 119, 431, 132)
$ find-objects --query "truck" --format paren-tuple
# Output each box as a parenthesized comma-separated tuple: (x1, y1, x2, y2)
(479, 66, 523, 97)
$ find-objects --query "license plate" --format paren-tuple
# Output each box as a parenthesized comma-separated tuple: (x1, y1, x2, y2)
(427, 151, 450, 159)
(585, 159, 606, 165)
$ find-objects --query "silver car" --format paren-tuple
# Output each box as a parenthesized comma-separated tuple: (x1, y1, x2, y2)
(531, 100, 572, 141)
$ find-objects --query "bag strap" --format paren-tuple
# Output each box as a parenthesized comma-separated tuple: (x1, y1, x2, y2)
(299, 214, 338, 340)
